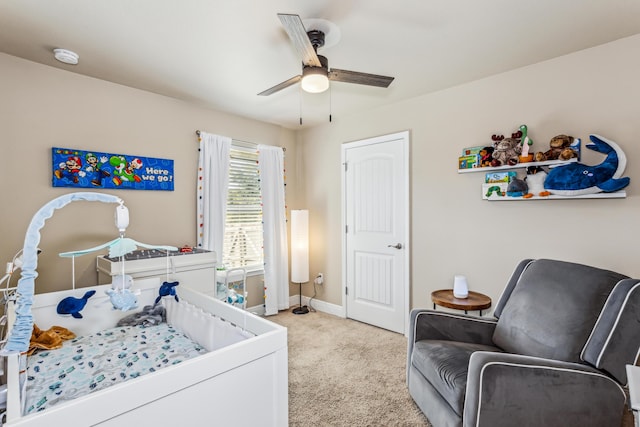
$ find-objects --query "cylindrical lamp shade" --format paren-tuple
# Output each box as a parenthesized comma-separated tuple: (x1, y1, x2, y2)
(290, 210, 309, 283)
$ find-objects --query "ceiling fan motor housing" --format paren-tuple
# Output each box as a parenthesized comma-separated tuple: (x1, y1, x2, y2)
(307, 30, 325, 49)
(305, 54, 328, 71)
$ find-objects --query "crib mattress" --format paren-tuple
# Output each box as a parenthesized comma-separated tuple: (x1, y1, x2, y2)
(25, 323, 207, 414)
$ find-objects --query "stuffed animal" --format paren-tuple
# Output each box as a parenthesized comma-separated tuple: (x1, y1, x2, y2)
(57, 290, 96, 319)
(506, 176, 528, 197)
(105, 288, 138, 311)
(29, 324, 76, 355)
(535, 134, 579, 162)
(523, 166, 550, 198)
(117, 305, 166, 327)
(479, 146, 495, 167)
(491, 137, 522, 167)
(544, 134, 630, 196)
(518, 124, 534, 162)
(155, 281, 179, 305)
(112, 274, 133, 290)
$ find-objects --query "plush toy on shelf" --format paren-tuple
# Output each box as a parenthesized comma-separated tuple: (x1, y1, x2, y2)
(479, 146, 495, 167)
(523, 166, 550, 198)
(535, 134, 579, 162)
(506, 176, 528, 197)
(491, 135, 522, 167)
(544, 134, 630, 196)
(518, 124, 534, 163)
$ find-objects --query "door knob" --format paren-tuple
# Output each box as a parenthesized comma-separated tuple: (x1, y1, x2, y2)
(387, 243, 403, 249)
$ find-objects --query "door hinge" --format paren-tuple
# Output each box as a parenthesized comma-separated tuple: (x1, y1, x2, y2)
(344, 162, 348, 172)
(345, 287, 348, 296)
(345, 225, 348, 234)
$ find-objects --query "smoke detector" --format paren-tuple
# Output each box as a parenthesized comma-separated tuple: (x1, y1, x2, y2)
(53, 48, 79, 65)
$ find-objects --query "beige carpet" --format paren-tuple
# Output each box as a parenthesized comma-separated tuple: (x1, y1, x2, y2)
(271, 309, 635, 427)
(270, 309, 430, 427)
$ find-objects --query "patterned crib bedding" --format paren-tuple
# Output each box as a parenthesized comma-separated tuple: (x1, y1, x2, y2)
(25, 323, 207, 414)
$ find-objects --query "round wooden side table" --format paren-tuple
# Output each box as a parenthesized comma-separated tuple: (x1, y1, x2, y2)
(431, 289, 492, 315)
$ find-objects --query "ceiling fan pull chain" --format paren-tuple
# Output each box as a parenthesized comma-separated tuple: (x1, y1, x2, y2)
(329, 85, 332, 123)
(299, 85, 303, 126)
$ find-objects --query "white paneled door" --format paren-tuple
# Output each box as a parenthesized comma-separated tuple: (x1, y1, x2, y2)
(342, 131, 409, 334)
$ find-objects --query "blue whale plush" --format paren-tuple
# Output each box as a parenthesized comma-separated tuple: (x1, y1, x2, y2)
(544, 134, 630, 196)
(57, 290, 96, 319)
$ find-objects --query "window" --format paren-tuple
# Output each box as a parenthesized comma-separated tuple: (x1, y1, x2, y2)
(222, 143, 264, 271)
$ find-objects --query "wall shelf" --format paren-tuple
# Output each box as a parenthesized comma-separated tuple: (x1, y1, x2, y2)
(458, 158, 577, 174)
(485, 191, 626, 201)
(462, 158, 627, 201)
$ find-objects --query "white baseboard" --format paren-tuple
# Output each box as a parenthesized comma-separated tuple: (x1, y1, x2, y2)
(289, 295, 344, 317)
(247, 295, 344, 318)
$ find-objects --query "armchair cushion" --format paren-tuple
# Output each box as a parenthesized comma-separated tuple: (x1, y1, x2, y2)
(492, 259, 628, 363)
(411, 340, 502, 416)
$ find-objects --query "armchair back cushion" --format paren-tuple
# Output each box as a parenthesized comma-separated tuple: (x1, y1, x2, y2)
(492, 259, 628, 363)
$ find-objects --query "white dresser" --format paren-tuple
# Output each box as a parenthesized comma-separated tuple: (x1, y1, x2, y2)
(96, 248, 217, 297)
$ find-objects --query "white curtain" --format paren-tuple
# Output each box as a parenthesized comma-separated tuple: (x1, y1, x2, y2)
(259, 145, 289, 315)
(197, 132, 231, 265)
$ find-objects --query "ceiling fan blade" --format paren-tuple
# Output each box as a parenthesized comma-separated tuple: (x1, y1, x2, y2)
(257, 75, 302, 96)
(277, 13, 322, 67)
(329, 69, 395, 88)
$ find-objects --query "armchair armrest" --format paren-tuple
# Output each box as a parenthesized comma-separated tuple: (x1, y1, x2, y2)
(582, 278, 640, 385)
(463, 352, 627, 427)
(409, 309, 497, 345)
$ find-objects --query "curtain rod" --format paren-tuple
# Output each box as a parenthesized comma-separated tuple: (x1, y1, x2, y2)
(195, 130, 285, 151)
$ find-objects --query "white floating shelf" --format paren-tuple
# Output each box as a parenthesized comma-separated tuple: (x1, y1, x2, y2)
(459, 158, 577, 174)
(485, 191, 626, 201)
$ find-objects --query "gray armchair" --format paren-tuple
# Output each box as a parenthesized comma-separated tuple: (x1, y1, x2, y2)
(407, 259, 640, 427)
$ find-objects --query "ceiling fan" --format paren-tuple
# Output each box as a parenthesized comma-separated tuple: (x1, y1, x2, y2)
(258, 13, 395, 96)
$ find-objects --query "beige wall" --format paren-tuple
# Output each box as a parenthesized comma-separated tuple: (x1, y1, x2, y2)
(3, 34, 640, 315)
(0, 53, 299, 307)
(299, 34, 640, 311)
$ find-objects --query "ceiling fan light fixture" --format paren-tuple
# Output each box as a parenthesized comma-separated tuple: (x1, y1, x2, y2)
(301, 67, 329, 93)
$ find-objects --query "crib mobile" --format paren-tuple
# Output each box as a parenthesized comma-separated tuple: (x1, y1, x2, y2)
(0, 192, 177, 356)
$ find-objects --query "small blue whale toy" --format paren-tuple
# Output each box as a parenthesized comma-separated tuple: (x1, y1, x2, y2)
(105, 288, 138, 311)
(57, 290, 96, 319)
(155, 281, 179, 305)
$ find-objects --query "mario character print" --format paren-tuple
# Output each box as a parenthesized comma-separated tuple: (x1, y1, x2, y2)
(54, 155, 85, 184)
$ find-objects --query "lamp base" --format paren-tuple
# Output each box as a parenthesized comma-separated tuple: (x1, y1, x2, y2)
(292, 305, 309, 315)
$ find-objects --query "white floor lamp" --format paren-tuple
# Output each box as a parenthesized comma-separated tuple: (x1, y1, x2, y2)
(291, 210, 309, 315)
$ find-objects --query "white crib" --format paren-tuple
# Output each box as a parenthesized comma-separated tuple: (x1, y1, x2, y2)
(2, 278, 288, 426)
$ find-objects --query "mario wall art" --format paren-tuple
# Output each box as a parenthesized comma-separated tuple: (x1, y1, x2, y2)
(52, 147, 174, 191)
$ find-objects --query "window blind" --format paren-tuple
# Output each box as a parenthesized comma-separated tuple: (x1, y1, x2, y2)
(223, 144, 264, 270)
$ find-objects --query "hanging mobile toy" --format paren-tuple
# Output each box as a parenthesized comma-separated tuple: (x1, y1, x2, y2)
(107, 202, 138, 311)
(58, 199, 177, 312)
(155, 281, 180, 305)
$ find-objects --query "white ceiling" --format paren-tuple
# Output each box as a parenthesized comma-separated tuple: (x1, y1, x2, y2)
(2, 1, 640, 129)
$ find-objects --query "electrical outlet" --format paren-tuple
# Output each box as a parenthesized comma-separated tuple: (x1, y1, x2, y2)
(314, 273, 324, 285)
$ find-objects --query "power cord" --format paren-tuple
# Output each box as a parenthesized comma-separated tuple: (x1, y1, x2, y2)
(307, 273, 324, 313)
(307, 282, 318, 312)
